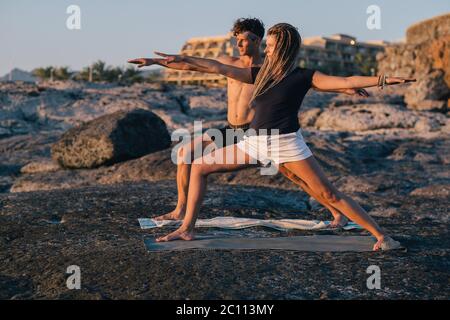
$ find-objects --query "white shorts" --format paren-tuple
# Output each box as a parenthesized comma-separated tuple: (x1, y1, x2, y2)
(236, 129, 313, 166)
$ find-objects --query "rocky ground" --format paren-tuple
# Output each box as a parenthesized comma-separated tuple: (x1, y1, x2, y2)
(0, 181, 448, 299)
(0, 80, 449, 299)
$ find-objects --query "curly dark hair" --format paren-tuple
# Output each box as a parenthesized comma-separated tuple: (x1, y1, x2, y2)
(231, 17, 265, 39)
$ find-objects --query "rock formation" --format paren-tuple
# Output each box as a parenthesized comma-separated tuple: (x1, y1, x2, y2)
(51, 109, 171, 169)
(377, 13, 450, 111)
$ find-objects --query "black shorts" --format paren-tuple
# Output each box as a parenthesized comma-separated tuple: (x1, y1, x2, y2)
(206, 123, 251, 148)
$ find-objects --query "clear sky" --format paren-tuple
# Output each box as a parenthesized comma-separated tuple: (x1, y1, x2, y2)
(1, 0, 449, 76)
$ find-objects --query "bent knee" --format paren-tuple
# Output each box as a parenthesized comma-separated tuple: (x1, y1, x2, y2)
(320, 188, 342, 204)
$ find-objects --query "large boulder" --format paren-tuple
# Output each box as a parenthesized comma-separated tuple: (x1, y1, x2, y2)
(377, 13, 450, 111)
(51, 109, 171, 168)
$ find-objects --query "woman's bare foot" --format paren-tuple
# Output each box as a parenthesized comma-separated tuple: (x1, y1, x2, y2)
(156, 227, 195, 242)
(330, 214, 349, 228)
(153, 206, 186, 221)
(373, 235, 401, 251)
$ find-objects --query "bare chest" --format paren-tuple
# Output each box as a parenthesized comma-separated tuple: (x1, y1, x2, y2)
(227, 80, 254, 106)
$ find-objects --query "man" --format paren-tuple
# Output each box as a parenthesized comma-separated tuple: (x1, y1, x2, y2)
(128, 18, 367, 227)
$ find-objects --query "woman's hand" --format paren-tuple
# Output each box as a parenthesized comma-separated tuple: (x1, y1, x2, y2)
(127, 58, 157, 68)
(342, 88, 370, 97)
(385, 76, 416, 85)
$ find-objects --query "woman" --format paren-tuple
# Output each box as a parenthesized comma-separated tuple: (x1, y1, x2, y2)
(153, 23, 415, 250)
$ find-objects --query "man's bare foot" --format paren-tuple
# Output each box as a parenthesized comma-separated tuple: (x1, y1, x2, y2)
(156, 227, 195, 242)
(373, 235, 401, 251)
(329, 214, 349, 228)
(153, 207, 185, 221)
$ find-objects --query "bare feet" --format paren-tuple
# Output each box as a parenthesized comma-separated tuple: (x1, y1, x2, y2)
(153, 206, 185, 221)
(329, 214, 349, 228)
(156, 227, 195, 242)
(373, 235, 401, 251)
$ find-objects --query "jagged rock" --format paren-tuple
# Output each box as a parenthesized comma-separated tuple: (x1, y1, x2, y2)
(301, 90, 340, 109)
(328, 88, 406, 107)
(299, 108, 322, 127)
(414, 117, 442, 132)
(11, 132, 371, 193)
(20, 159, 61, 174)
(51, 109, 171, 169)
(368, 207, 398, 218)
(0, 119, 34, 138)
(388, 146, 425, 162)
(335, 175, 378, 193)
(412, 152, 440, 164)
(0, 81, 229, 136)
(9, 171, 93, 193)
(406, 13, 450, 46)
(314, 104, 418, 131)
(377, 14, 450, 111)
(188, 95, 227, 118)
(404, 70, 449, 111)
(410, 184, 450, 198)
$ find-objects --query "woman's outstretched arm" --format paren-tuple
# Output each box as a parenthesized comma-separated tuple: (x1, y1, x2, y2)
(154, 52, 254, 83)
(311, 70, 416, 91)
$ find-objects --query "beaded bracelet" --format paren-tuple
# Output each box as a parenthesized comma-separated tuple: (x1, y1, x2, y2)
(378, 74, 387, 90)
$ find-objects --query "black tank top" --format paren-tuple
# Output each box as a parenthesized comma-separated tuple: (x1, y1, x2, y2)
(249, 67, 316, 134)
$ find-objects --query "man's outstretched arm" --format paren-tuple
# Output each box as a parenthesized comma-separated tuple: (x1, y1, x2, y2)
(154, 52, 253, 83)
(128, 57, 214, 73)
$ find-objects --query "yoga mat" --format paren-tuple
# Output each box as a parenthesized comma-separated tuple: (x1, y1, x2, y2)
(138, 217, 362, 231)
(144, 235, 382, 252)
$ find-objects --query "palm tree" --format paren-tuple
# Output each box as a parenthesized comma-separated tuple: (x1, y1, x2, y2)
(91, 60, 108, 81)
(76, 60, 108, 82)
(54, 66, 73, 80)
(105, 66, 123, 82)
(32, 67, 53, 80)
(35, 61, 146, 84)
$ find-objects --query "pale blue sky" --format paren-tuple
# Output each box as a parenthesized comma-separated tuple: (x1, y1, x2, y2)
(1, 0, 449, 76)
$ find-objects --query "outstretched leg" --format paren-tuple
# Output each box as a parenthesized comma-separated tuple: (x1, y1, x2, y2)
(153, 134, 214, 221)
(278, 164, 348, 227)
(282, 156, 392, 250)
(156, 144, 257, 242)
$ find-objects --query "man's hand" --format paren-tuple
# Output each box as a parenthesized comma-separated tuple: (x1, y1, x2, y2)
(342, 88, 370, 97)
(127, 58, 157, 68)
(154, 52, 184, 63)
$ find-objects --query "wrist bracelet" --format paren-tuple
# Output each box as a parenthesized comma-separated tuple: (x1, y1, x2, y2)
(377, 74, 385, 89)
(378, 74, 386, 90)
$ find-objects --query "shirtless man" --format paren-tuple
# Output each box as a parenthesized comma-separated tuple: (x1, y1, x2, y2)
(128, 18, 368, 227)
